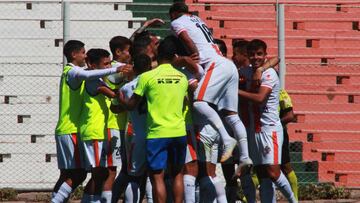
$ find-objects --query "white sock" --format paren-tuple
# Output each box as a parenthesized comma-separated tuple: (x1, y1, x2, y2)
(184, 175, 196, 203)
(240, 174, 256, 203)
(81, 193, 90, 203)
(145, 177, 153, 203)
(124, 182, 140, 203)
(259, 178, 276, 203)
(193, 101, 233, 143)
(51, 182, 72, 203)
(199, 176, 216, 203)
(100, 191, 112, 203)
(111, 172, 130, 203)
(274, 172, 297, 203)
(224, 115, 249, 161)
(211, 176, 227, 203)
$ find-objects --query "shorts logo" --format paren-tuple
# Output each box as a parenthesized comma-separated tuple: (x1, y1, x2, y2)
(264, 146, 271, 154)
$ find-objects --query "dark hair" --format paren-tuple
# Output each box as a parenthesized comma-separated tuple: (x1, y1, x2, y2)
(157, 37, 177, 61)
(233, 39, 249, 54)
(163, 35, 189, 56)
(214, 39, 227, 57)
(109, 36, 132, 56)
(86, 48, 110, 65)
(63, 40, 84, 62)
(131, 35, 152, 58)
(169, 2, 189, 15)
(247, 39, 267, 53)
(133, 54, 152, 75)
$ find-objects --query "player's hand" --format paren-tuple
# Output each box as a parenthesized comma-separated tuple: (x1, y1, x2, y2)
(117, 64, 134, 78)
(144, 18, 165, 28)
(190, 53, 200, 64)
(188, 79, 198, 92)
(117, 90, 126, 106)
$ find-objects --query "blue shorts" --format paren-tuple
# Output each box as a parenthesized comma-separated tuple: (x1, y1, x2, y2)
(146, 136, 187, 171)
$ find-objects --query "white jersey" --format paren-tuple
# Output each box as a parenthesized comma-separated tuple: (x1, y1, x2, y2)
(120, 77, 147, 138)
(257, 68, 281, 127)
(171, 14, 222, 65)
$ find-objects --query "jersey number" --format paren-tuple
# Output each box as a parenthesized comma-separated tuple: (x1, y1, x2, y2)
(196, 23, 214, 43)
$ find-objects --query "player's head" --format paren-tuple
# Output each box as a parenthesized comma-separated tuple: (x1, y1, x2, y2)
(133, 54, 152, 75)
(63, 40, 86, 66)
(247, 39, 267, 69)
(109, 36, 132, 64)
(214, 39, 227, 57)
(85, 48, 111, 70)
(157, 37, 177, 63)
(232, 39, 250, 68)
(131, 33, 154, 59)
(169, 2, 189, 21)
(164, 35, 190, 56)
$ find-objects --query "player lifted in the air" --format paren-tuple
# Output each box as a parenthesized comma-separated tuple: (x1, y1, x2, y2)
(169, 2, 252, 172)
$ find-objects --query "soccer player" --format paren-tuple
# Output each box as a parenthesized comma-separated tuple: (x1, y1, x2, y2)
(238, 39, 297, 203)
(279, 89, 298, 201)
(103, 36, 133, 203)
(117, 38, 188, 203)
(113, 54, 152, 203)
(52, 41, 127, 203)
(169, 3, 250, 171)
(79, 49, 119, 202)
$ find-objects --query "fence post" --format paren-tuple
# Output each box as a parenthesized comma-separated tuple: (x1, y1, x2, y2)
(277, 3, 286, 89)
(62, 1, 70, 65)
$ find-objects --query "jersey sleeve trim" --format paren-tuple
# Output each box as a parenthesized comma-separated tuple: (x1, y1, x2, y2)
(260, 84, 273, 89)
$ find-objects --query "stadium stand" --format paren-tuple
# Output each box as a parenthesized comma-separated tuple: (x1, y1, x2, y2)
(2, 0, 360, 190)
(184, 0, 360, 187)
(0, 0, 145, 190)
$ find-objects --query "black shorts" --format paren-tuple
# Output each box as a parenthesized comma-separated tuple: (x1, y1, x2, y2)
(281, 127, 291, 164)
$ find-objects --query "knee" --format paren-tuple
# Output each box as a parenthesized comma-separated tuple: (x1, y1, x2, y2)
(268, 168, 281, 181)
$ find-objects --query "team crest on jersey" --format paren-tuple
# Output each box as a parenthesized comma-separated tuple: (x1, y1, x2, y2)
(264, 146, 271, 154)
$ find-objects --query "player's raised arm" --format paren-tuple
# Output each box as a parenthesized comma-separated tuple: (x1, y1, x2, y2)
(130, 18, 165, 42)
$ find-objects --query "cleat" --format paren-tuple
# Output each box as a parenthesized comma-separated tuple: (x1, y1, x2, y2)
(220, 138, 237, 162)
(233, 158, 253, 178)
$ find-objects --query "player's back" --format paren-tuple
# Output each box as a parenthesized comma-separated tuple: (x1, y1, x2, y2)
(171, 14, 222, 65)
(134, 63, 188, 139)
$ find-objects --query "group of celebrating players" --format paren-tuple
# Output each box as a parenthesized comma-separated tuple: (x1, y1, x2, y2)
(51, 2, 299, 203)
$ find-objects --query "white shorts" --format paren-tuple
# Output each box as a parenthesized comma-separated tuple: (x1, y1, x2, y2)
(104, 128, 122, 167)
(197, 123, 220, 164)
(194, 57, 239, 112)
(252, 125, 283, 166)
(185, 125, 199, 164)
(83, 139, 107, 169)
(55, 133, 84, 169)
(127, 129, 147, 177)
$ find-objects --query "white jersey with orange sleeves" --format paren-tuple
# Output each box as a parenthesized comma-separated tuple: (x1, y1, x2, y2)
(259, 68, 281, 127)
(171, 14, 222, 65)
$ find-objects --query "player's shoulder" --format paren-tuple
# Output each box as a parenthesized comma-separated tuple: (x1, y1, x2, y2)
(262, 68, 278, 79)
